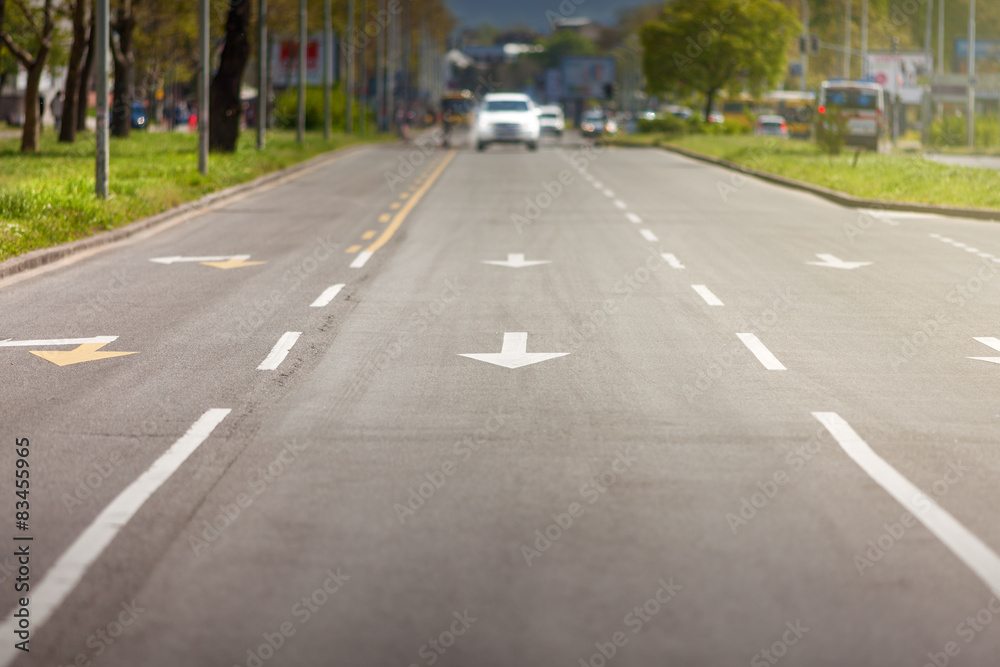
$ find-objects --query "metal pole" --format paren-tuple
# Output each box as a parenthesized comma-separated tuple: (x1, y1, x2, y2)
(198, 0, 209, 175)
(95, 0, 109, 198)
(967, 0, 975, 148)
(376, 0, 385, 132)
(937, 0, 944, 74)
(800, 0, 808, 91)
(860, 0, 868, 78)
(359, 0, 367, 136)
(844, 0, 852, 78)
(258, 0, 267, 150)
(923, 0, 932, 145)
(297, 0, 306, 144)
(346, 0, 354, 134)
(324, 0, 332, 140)
(386, 2, 395, 134)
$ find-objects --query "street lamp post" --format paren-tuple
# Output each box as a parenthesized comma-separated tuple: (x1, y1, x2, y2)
(967, 0, 975, 148)
(95, 0, 109, 197)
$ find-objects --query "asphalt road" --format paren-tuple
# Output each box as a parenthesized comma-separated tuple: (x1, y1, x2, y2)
(2, 129, 1000, 667)
(924, 152, 1000, 171)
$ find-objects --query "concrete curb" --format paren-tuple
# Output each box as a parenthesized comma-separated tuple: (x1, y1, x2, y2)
(653, 143, 1000, 222)
(0, 142, 374, 281)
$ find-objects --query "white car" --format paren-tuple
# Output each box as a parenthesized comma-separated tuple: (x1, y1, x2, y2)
(475, 93, 541, 151)
(538, 105, 565, 137)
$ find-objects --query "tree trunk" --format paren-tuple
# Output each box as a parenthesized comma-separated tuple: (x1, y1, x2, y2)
(77, 4, 96, 133)
(209, 0, 251, 152)
(60, 0, 89, 143)
(111, 3, 136, 138)
(21, 56, 47, 152)
(704, 88, 717, 123)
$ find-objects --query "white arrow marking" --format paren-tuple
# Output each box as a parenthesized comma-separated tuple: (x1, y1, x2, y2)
(149, 255, 251, 264)
(814, 411, 1000, 596)
(806, 253, 872, 270)
(482, 254, 552, 268)
(662, 253, 685, 269)
(969, 337, 1000, 364)
(459, 332, 569, 369)
(0, 336, 117, 347)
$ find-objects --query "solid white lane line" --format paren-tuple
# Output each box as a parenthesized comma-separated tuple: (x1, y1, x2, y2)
(662, 253, 684, 269)
(813, 412, 1000, 595)
(692, 285, 723, 306)
(258, 332, 302, 370)
(350, 250, 373, 268)
(0, 336, 117, 347)
(614, 199, 628, 210)
(310, 283, 345, 308)
(736, 333, 786, 370)
(639, 229, 659, 242)
(0, 408, 231, 667)
(626, 213, 642, 224)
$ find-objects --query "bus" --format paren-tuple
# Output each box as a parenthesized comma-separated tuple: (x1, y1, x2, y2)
(763, 90, 815, 139)
(817, 80, 885, 151)
(441, 89, 475, 127)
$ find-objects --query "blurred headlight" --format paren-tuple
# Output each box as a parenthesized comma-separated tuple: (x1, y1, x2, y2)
(581, 123, 594, 132)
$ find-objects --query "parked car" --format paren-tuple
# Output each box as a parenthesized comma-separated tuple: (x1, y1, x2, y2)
(475, 93, 541, 151)
(664, 104, 693, 120)
(538, 105, 565, 137)
(754, 114, 789, 138)
(707, 112, 725, 124)
(130, 102, 148, 129)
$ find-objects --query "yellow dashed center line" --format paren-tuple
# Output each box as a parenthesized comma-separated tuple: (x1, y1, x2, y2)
(390, 202, 401, 209)
(361, 230, 376, 240)
(346, 245, 362, 254)
(378, 214, 391, 223)
(364, 149, 456, 256)
(400, 192, 410, 199)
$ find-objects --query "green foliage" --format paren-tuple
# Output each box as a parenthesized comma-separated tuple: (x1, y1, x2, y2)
(273, 86, 347, 131)
(637, 115, 686, 134)
(531, 29, 598, 70)
(930, 115, 1000, 149)
(641, 0, 799, 109)
(0, 129, 376, 261)
(814, 107, 848, 156)
(637, 115, 750, 136)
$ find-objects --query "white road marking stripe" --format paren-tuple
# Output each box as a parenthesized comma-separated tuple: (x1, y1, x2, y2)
(350, 250, 373, 268)
(692, 285, 723, 306)
(736, 333, 786, 370)
(593, 181, 603, 188)
(626, 212, 642, 224)
(0, 408, 231, 667)
(258, 332, 302, 370)
(0, 336, 117, 347)
(310, 283, 345, 308)
(639, 229, 658, 242)
(662, 253, 684, 269)
(603, 189, 615, 197)
(614, 199, 628, 210)
(813, 411, 1000, 596)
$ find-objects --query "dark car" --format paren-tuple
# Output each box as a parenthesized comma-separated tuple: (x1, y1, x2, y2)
(130, 102, 148, 129)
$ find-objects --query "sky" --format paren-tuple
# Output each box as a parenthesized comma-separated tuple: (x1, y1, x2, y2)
(445, 0, 656, 32)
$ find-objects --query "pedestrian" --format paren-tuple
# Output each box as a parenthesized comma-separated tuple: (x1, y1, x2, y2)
(38, 93, 45, 134)
(50, 91, 64, 133)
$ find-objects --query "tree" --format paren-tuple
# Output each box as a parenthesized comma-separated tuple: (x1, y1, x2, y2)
(60, 0, 90, 142)
(641, 0, 799, 120)
(209, 0, 250, 152)
(531, 29, 596, 71)
(76, 1, 95, 132)
(0, 0, 56, 152)
(111, 0, 136, 138)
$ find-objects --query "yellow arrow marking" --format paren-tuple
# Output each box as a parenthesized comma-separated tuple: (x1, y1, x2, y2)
(198, 258, 267, 269)
(30, 343, 138, 367)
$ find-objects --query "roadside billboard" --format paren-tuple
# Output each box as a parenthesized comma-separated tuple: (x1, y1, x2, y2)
(864, 52, 930, 104)
(561, 56, 615, 100)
